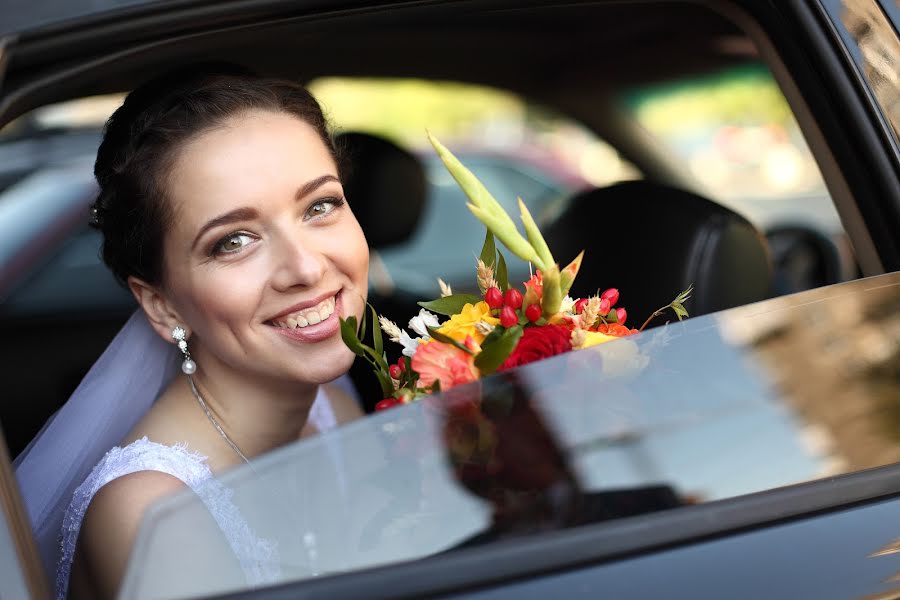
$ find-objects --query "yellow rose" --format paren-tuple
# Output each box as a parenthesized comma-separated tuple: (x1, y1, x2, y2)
(437, 301, 500, 344)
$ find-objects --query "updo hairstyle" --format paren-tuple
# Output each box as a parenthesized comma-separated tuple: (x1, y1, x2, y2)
(91, 65, 338, 287)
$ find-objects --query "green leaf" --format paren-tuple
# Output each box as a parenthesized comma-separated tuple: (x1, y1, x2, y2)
(362, 345, 390, 372)
(479, 326, 505, 348)
(469, 204, 543, 269)
(418, 294, 482, 316)
(426, 326, 474, 354)
(669, 284, 692, 321)
(358, 304, 368, 341)
(475, 325, 524, 375)
(373, 368, 393, 396)
(540, 265, 562, 317)
(672, 303, 689, 320)
(339, 317, 366, 357)
(338, 317, 362, 356)
(518, 198, 554, 271)
(369, 304, 383, 357)
(496, 251, 509, 292)
(427, 131, 544, 269)
(479, 230, 496, 270)
(674, 284, 694, 306)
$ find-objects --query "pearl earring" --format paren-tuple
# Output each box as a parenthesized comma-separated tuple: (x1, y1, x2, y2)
(171, 326, 197, 374)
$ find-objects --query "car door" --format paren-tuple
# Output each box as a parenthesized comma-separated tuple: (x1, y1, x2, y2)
(0, 0, 898, 598)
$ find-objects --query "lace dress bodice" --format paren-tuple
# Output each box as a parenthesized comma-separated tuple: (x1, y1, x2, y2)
(56, 388, 339, 599)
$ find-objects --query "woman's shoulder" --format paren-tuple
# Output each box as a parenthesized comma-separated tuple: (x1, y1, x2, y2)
(67, 438, 216, 534)
(60, 439, 213, 598)
(90, 437, 213, 485)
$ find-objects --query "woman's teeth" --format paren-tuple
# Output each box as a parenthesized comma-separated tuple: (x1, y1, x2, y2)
(273, 296, 336, 329)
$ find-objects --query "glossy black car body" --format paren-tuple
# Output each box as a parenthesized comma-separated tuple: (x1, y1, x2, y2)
(0, 1, 898, 599)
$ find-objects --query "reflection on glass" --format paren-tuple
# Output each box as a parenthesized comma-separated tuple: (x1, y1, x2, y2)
(123, 273, 900, 599)
(841, 0, 900, 143)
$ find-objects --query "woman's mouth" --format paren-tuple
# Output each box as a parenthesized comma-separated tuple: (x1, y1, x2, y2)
(268, 292, 342, 343)
(271, 295, 336, 328)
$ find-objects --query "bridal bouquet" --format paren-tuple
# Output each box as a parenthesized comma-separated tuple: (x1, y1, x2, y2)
(341, 133, 692, 411)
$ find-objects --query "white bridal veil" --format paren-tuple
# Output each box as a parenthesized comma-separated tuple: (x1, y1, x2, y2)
(13, 310, 182, 576)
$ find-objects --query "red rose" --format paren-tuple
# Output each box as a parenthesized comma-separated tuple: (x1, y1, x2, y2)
(498, 324, 572, 372)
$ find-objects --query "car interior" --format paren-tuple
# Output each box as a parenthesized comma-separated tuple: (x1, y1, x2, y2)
(0, 2, 865, 450)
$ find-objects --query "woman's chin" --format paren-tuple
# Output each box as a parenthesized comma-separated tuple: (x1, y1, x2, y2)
(284, 343, 357, 385)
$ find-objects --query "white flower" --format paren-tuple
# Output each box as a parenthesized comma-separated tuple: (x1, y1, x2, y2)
(408, 309, 440, 338)
(378, 315, 402, 343)
(560, 295, 575, 314)
(475, 320, 495, 336)
(399, 330, 420, 357)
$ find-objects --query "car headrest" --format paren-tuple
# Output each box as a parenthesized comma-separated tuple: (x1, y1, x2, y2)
(336, 132, 426, 248)
(544, 181, 772, 324)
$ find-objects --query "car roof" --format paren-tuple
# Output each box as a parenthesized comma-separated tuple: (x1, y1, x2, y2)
(1, 2, 749, 115)
(1, 1, 749, 191)
(1, 0, 157, 37)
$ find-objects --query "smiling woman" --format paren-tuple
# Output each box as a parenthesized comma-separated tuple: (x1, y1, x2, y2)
(13, 66, 370, 599)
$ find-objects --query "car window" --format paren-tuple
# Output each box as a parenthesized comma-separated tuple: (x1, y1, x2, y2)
(122, 273, 900, 599)
(1, 1, 898, 597)
(309, 77, 640, 296)
(619, 64, 862, 292)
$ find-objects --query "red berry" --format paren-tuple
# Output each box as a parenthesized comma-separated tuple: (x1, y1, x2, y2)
(616, 307, 627, 325)
(574, 298, 588, 314)
(525, 303, 541, 322)
(375, 398, 400, 411)
(599, 298, 611, 315)
(601, 288, 620, 307)
(503, 288, 523, 310)
(389, 364, 402, 379)
(484, 287, 503, 309)
(396, 358, 406, 373)
(499, 306, 518, 328)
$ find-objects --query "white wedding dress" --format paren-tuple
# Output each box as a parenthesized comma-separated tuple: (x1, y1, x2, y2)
(55, 386, 339, 599)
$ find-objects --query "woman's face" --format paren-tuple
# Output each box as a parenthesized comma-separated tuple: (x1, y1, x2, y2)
(159, 109, 369, 385)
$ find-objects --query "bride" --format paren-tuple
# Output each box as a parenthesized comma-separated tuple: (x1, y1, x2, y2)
(14, 66, 370, 598)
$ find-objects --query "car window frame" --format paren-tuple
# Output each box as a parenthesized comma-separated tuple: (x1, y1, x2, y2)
(0, 428, 49, 599)
(213, 442, 900, 600)
(1, 0, 899, 597)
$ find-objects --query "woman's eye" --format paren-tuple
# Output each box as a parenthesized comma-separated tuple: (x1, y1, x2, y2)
(305, 197, 345, 220)
(213, 233, 255, 255)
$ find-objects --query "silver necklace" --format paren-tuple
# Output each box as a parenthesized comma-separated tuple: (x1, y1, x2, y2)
(188, 374, 252, 465)
(187, 374, 322, 574)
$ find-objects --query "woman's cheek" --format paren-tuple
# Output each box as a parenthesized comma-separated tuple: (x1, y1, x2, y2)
(340, 220, 370, 282)
(190, 260, 266, 324)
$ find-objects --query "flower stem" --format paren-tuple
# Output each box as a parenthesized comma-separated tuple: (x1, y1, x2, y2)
(639, 308, 666, 332)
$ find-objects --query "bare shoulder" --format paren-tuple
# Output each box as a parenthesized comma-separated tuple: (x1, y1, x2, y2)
(74, 471, 187, 599)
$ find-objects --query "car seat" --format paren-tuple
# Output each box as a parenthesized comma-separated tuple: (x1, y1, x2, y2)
(335, 132, 428, 411)
(543, 181, 773, 326)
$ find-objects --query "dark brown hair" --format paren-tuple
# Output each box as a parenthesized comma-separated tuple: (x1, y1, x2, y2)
(91, 64, 337, 286)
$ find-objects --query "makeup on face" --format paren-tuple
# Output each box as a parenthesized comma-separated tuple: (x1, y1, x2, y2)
(161, 110, 369, 385)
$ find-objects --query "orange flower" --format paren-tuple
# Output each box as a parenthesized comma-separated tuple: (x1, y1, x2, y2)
(523, 270, 543, 307)
(525, 271, 543, 296)
(412, 341, 479, 390)
(595, 323, 638, 337)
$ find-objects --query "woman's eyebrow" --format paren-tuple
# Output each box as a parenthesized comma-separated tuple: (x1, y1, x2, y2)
(190, 175, 340, 250)
(296, 174, 340, 199)
(192, 207, 259, 250)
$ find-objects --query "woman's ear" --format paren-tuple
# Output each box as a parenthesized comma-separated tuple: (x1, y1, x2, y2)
(127, 276, 187, 342)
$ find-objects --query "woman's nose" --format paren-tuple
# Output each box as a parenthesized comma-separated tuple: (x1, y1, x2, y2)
(270, 233, 326, 291)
